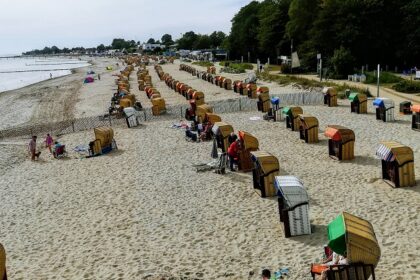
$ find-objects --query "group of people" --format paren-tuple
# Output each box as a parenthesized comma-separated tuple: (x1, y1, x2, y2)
(28, 134, 65, 160)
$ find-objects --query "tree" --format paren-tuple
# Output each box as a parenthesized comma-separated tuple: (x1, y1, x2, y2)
(227, 1, 261, 60)
(97, 44, 106, 53)
(209, 31, 226, 48)
(42, 47, 52, 54)
(402, 0, 420, 63)
(111, 38, 127, 50)
(161, 34, 174, 47)
(177, 31, 198, 50)
(50, 46, 60, 54)
(330, 46, 355, 78)
(257, 0, 291, 62)
(193, 35, 212, 50)
(286, 0, 320, 44)
(147, 38, 156, 44)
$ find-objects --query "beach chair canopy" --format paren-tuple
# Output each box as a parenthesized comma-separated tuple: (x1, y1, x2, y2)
(258, 92, 270, 102)
(412, 104, 420, 113)
(246, 83, 257, 90)
(238, 130, 259, 150)
(193, 91, 204, 100)
(324, 125, 355, 143)
(322, 87, 337, 96)
(205, 113, 221, 125)
(123, 107, 136, 117)
(271, 97, 280, 105)
(94, 127, 114, 148)
(298, 114, 319, 129)
(373, 97, 394, 109)
(196, 104, 213, 115)
(212, 122, 233, 137)
(257, 86, 269, 93)
(376, 141, 413, 166)
(274, 176, 308, 208)
(282, 106, 303, 117)
(151, 98, 165, 108)
(328, 212, 381, 266)
(250, 151, 279, 175)
(348, 92, 367, 102)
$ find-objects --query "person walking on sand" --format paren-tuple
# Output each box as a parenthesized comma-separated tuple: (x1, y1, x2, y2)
(98, 73, 101, 80)
(45, 133, 53, 153)
(50, 73, 52, 79)
(28, 136, 41, 161)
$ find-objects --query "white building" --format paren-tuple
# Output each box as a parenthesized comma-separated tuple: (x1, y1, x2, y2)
(142, 43, 165, 51)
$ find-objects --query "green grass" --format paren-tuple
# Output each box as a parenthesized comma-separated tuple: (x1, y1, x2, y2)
(392, 80, 420, 94)
(364, 71, 402, 84)
(266, 65, 282, 72)
(257, 72, 371, 98)
(219, 61, 254, 72)
(192, 61, 214, 67)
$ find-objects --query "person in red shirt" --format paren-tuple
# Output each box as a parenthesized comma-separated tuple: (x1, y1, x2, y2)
(228, 139, 240, 171)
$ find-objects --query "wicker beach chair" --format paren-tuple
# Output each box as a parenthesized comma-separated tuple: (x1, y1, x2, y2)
(0, 243, 7, 280)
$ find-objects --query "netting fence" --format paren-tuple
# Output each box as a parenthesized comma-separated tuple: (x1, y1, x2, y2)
(0, 91, 322, 140)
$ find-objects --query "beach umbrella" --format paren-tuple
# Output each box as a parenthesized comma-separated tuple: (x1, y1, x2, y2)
(327, 212, 381, 266)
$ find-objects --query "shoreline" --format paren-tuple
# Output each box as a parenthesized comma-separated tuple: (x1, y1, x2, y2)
(0, 57, 120, 130)
(0, 58, 92, 94)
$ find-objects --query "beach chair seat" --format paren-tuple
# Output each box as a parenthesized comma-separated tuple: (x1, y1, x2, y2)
(311, 263, 376, 280)
(312, 263, 376, 280)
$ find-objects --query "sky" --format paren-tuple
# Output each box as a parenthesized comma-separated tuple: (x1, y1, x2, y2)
(0, 0, 253, 55)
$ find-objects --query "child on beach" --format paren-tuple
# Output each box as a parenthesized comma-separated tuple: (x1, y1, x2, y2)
(45, 134, 53, 153)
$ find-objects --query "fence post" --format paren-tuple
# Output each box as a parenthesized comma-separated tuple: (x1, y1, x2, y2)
(109, 115, 112, 126)
(144, 111, 147, 122)
(180, 106, 183, 118)
(72, 121, 75, 132)
(239, 98, 242, 111)
(302, 93, 305, 105)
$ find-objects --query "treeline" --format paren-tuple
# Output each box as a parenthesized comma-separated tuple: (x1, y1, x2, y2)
(22, 39, 139, 55)
(224, 0, 419, 77)
(22, 31, 227, 56)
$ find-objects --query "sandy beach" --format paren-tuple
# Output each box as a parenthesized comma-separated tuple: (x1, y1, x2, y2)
(0, 58, 419, 280)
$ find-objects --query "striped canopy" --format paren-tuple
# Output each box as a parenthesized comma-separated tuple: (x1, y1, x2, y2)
(376, 141, 413, 165)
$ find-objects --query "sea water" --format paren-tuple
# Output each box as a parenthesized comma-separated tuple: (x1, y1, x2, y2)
(0, 56, 90, 92)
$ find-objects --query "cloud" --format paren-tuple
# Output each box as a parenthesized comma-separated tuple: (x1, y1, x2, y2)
(0, 0, 252, 54)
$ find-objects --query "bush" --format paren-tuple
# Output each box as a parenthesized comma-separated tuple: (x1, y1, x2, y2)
(392, 80, 420, 93)
(330, 47, 355, 79)
(219, 61, 253, 70)
(192, 61, 214, 67)
(364, 71, 402, 84)
(280, 63, 291, 74)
